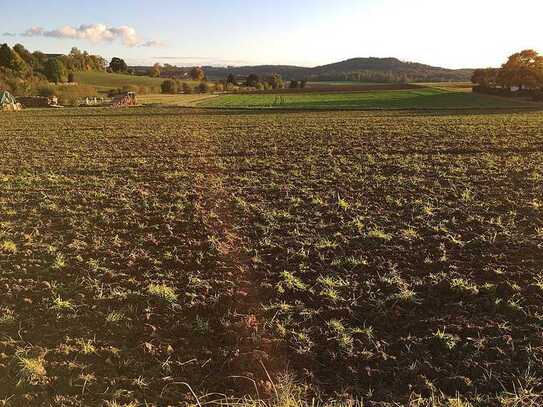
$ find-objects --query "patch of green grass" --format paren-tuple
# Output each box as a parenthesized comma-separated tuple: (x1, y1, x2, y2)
(17, 355, 47, 384)
(75, 71, 165, 91)
(138, 93, 218, 107)
(198, 87, 532, 109)
(52, 296, 75, 311)
(147, 283, 178, 303)
(1, 240, 17, 254)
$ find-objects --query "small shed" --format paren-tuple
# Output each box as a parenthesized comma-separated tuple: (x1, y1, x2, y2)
(1, 91, 22, 111)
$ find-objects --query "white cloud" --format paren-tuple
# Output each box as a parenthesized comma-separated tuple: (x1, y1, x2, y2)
(22, 27, 45, 37)
(20, 23, 162, 48)
(139, 40, 166, 48)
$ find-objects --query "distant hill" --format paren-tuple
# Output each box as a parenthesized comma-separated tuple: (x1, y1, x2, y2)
(199, 57, 473, 83)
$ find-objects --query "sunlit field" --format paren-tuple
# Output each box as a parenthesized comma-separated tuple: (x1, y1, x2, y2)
(1, 107, 542, 405)
(197, 87, 534, 109)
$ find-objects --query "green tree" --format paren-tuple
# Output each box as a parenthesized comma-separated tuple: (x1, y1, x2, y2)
(13, 44, 35, 70)
(161, 79, 178, 94)
(246, 74, 260, 87)
(266, 74, 284, 90)
(0, 43, 29, 75)
(44, 58, 68, 83)
(31, 51, 48, 73)
(109, 57, 128, 73)
(226, 73, 237, 85)
(149, 63, 161, 78)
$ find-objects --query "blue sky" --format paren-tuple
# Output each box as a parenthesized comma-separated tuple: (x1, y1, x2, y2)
(1, 0, 542, 68)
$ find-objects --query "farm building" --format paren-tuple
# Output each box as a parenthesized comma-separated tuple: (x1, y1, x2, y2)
(0, 91, 22, 111)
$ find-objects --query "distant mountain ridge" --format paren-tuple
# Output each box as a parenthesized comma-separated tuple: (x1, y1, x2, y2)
(199, 57, 473, 82)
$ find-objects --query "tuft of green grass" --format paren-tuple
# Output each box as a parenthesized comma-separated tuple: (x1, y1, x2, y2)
(17, 355, 47, 384)
(279, 271, 307, 292)
(52, 296, 75, 311)
(0, 240, 17, 254)
(52, 253, 66, 270)
(147, 283, 178, 303)
(433, 329, 459, 351)
(367, 228, 392, 241)
(337, 197, 350, 210)
(450, 278, 479, 296)
(77, 339, 96, 355)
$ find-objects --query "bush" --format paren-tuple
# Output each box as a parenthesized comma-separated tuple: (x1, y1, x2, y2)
(55, 84, 97, 106)
(37, 85, 56, 97)
(161, 79, 178, 94)
(182, 83, 192, 94)
(122, 85, 140, 94)
(197, 82, 210, 93)
(137, 85, 154, 95)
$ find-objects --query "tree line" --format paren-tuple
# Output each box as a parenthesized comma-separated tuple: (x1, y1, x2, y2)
(227, 73, 306, 90)
(471, 49, 543, 98)
(0, 43, 105, 94)
(1, 44, 105, 82)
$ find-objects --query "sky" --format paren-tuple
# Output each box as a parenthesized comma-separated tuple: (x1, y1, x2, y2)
(0, 0, 542, 69)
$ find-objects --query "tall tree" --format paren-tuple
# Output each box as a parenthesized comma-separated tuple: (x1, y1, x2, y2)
(289, 80, 299, 89)
(0, 43, 29, 75)
(13, 44, 35, 70)
(226, 73, 237, 85)
(190, 67, 205, 81)
(44, 58, 68, 83)
(161, 79, 178, 94)
(109, 57, 128, 73)
(498, 49, 543, 90)
(471, 68, 499, 88)
(266, 73, 284, 90)
(246, 74, 260, 87)
(149, 63, 161, 78)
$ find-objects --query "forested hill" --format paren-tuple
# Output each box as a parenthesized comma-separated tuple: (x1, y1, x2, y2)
(203, 57, 473, 82)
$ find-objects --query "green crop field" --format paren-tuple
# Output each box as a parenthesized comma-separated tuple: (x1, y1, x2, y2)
(1, 106, 543, 406)
(198, 87, 533, 109)
(137, 93, 219, 106)
(308, 81, 387, 86)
